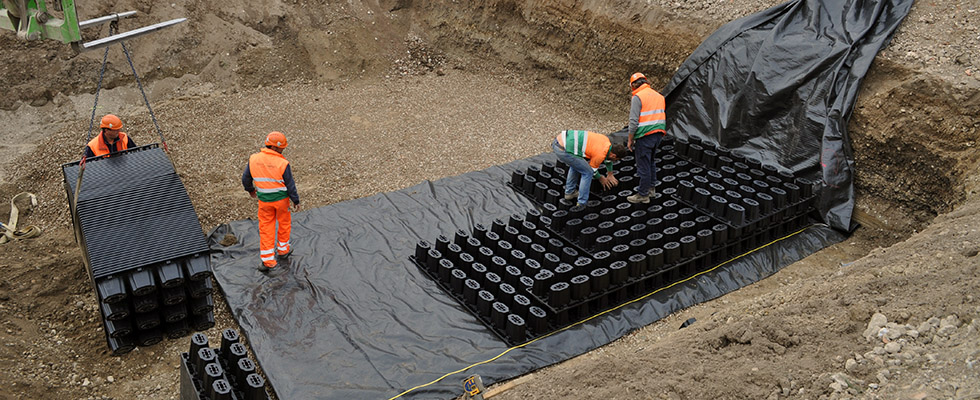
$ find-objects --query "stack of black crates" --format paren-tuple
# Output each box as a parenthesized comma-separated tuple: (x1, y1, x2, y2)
(96, 254, 216, 355)
(62, 145, 216, 355)
(411, 136, 819, 346)
(179, 329, 269, 400)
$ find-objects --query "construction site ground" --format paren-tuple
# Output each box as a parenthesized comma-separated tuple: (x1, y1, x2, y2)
(1, 0, 979, 399)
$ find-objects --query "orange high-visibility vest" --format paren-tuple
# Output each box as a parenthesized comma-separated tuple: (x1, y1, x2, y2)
(556, 130, 612, 170)
(248, 148, 290, 203)
(631, 83, 666, 139)
(86, 132, 130, 157)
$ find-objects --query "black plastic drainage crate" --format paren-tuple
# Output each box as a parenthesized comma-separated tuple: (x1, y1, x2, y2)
(412, 136, 819, 346)
(179, 329, 269, 400)
(62, 144, 215, 355)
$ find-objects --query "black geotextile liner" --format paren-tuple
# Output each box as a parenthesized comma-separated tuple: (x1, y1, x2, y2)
(63, 145, 210, 279)
(208, 152, 845, 399)
(662, 0, 912, 231)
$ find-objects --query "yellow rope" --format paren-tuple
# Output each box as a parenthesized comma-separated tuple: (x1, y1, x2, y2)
(388, 224, 813, 399)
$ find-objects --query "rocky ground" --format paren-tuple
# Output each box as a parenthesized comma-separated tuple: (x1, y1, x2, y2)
(1, 0, 978, 399)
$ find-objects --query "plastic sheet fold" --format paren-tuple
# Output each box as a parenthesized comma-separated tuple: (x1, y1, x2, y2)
(663, 0, 912, 230)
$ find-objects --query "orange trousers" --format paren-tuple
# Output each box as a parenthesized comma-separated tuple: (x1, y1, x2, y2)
(258, 198, 292, 267)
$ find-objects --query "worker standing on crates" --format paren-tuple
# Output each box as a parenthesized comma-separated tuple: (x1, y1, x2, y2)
(83, 114, 136, 158)
(242, 132, 301, 273)
(625, 72, 668, 205)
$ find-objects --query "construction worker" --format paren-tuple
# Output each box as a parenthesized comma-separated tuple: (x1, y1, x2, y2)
(242, 132, 301, 273)
(84, 114, 136, 158)
(552, 130, 628, 206)
(626, 72, 668, 204)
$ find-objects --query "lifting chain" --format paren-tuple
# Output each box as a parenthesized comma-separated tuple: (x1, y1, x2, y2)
(76, 20, 172, 223)
(85, 20, 168, 151)
(86, 21, 115, 143)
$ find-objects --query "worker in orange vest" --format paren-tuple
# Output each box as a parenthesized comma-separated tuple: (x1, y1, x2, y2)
(552, 130, 627, 206)
(626, 73, 668, 204)
(242, 132, 301, 272)
(84, 114, 136, 158)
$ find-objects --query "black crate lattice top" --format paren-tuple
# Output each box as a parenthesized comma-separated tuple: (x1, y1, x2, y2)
(62, 145, 210, 279)
(412, 136, 819, 346)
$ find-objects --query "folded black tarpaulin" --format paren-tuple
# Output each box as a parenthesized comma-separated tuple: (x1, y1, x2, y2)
(208, 152, 844, 399)
(663, 0, 912, 231)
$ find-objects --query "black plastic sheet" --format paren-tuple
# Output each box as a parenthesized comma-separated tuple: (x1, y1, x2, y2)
(663, 0, 913, 231)
(208, 153, 844, 399)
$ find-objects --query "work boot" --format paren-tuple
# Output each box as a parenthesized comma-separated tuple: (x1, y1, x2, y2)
(277, 248, 293, 259)
(649, 187, 656, 197)
(627, 194, 651, 204)
(563, 191, 579, 201)
(257, 263, 277, 273)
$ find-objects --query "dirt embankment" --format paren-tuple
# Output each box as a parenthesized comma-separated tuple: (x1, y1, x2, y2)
(851, 60, 980, 236)
(1, 0, 979, 399)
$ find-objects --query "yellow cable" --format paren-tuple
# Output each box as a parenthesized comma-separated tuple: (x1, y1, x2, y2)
(389, 224, 813, 399)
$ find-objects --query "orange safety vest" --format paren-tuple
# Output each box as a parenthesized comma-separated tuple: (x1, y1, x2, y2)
(86, 132, 130, 157)
(631, 83, 667, 139)
(248, 148, 290, 203)
(556, 130, 612, 170)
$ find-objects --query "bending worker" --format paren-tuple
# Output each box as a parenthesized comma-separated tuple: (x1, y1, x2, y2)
(552, 130, 627, 206)
(242, 132, 301, 272)
(84, 114, 136, 158)
(626, 72, 668, 204)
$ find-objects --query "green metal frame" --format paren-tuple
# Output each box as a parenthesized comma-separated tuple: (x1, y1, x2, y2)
(0, 0, 82, 42)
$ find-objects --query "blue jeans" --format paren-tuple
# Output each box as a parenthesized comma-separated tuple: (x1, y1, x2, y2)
(552, 140, 593, 205)
(634, 133, 662, 195)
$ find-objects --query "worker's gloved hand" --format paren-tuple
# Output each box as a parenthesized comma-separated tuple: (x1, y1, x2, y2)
(289, 203, 301, 212)
(599, 176, 613, 190)
(606, 174, 619, 188)
(248, 191, 257, 199)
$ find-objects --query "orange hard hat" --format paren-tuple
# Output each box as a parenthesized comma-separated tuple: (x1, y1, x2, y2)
(100, 114, 123, 130)
(265, 131, 288, 148)
(629, 72, 647, 85)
